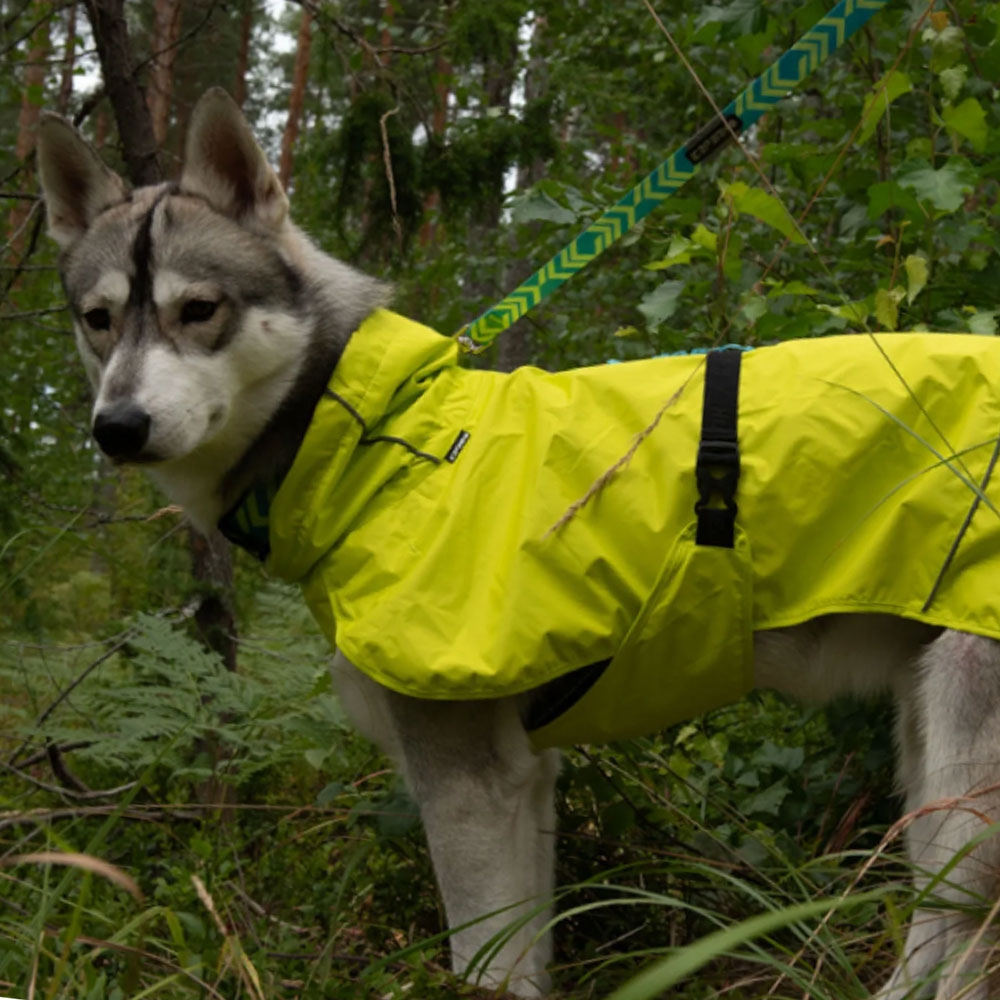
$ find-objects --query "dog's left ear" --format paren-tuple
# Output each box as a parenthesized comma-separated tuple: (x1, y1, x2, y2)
(180, 88, 289, 230)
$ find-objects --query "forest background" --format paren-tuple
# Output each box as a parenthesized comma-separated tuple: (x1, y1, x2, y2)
(1, 0, 999, 997)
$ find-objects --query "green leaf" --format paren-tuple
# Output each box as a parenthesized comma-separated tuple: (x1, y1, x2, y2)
(898, 162, 974, 214)
(904, 254, 929, 305)
(741, 296, 768, 324)
(875, 287, 903, 329)
(639, 280, 685, 328)
(866, 180, 922, 221)
(719, 181, 806, 244)
(509, 189, 576, 226)
(818, 300, 871, 324)
(745, 781, 791, 817)
(695, 0, 767, 37)
(938, 64, 968, 101)
(316, 781, 344, 806)
(967, 310, 998, 336)
(858, 70, 912, 145)
(690, 223, 718, 253)
(765, 279, 822, 298)
(942, 97, 988, 152)
(752, 742, 804, 771)
(923, 24, 966, 72)
(645, 235, 696, 270)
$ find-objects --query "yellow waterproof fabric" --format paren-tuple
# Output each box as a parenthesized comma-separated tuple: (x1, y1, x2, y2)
(264, 310, 1000, 747)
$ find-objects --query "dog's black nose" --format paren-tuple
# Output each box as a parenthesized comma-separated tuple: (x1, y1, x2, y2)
(93, 403, 151, 459)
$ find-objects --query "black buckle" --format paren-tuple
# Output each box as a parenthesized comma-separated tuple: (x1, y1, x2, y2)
(695, 441, 740, 511)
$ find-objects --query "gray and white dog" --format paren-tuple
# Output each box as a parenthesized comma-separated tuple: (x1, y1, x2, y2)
(36, 89, 1000, 998)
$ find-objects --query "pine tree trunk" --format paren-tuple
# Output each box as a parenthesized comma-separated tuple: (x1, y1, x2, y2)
(279, 8, 312, 189)
(8, 0, 52, 253)
(148, 0, 183, 145)
(497, 14, 548, 374)
(190, 528, 237, 671)
(419, 52, 450, 250)
(462, 32, 519, 342)
(58, 3, 78, 113)
(233, 2, 253, 108)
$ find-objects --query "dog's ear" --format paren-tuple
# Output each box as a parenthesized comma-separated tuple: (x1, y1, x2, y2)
(180, 88, 289, 230)
(36, 114, 128, 248)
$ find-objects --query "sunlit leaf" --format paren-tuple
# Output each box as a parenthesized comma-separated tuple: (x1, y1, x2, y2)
(942, 97, 988, 152)
(875, 287, 903, 329)
(858, 70, 912, 145)
(904, 255, 929, 305)
(719, 181, 806, 244)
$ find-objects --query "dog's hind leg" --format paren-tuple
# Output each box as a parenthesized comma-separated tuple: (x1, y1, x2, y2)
(331, 654, 558, 997)
(880, 631, 1000, 1000)
(874, 690, 944, 1000)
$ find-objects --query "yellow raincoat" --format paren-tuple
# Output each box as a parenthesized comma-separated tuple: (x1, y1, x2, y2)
(220, 310, 1000, 748)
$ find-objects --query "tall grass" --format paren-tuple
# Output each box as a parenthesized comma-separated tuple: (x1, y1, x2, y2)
(1, 591, 997, 998)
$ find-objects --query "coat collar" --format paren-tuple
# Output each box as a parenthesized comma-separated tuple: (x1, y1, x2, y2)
(218, 309, 458, 571)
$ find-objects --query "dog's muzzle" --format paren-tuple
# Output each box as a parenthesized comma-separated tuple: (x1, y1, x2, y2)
(93, 402, 151, 460)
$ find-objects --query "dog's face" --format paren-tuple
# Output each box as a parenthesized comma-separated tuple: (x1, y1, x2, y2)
(36, 90, 307, 470)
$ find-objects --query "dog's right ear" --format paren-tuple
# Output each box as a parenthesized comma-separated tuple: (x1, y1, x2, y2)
(36, 114, 128, 249)
(180, 88, 289, 230)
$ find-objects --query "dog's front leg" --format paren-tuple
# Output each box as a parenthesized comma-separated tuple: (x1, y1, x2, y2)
(395, 699, 559, 998)
(331, 655, 559, 997)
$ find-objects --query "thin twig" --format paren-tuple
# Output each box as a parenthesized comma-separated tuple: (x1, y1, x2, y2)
(0, 805, 200, 833)
(546, 369, 699, 534)
(0, 306, 68, 320)
(299, 0, 444, 61)
(7, 631, 135, 766)
(378, 105, 403, 248)
(0, 758, 136, 801)
(15, 741, 93, 768)
(0, 1, 69, 58)
(21, 491, 183, 526)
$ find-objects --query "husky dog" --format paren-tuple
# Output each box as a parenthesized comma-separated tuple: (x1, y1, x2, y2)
(36, 89, 1000, 999)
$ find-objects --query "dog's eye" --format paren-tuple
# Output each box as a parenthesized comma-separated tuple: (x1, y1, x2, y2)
(180, 299, 219, 324)
(83, 308, 111, 331)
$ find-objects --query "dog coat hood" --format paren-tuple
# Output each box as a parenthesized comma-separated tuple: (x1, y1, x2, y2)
(221, 311, 1000, 748)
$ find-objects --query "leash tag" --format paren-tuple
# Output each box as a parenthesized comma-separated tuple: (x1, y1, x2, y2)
(684, 114, 744, 165)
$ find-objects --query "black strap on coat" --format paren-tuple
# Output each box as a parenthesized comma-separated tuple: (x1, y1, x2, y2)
(695, 349, 742, 548)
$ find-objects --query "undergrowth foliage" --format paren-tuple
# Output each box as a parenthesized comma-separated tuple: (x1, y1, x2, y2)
(2, 587, 346, 791)
(0, 600, 907, 998)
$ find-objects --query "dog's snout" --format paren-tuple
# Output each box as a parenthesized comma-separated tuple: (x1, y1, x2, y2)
(93, 403, 151, 459)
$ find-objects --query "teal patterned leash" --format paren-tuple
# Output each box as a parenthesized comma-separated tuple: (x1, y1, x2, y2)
(457, 0, 892, 350)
